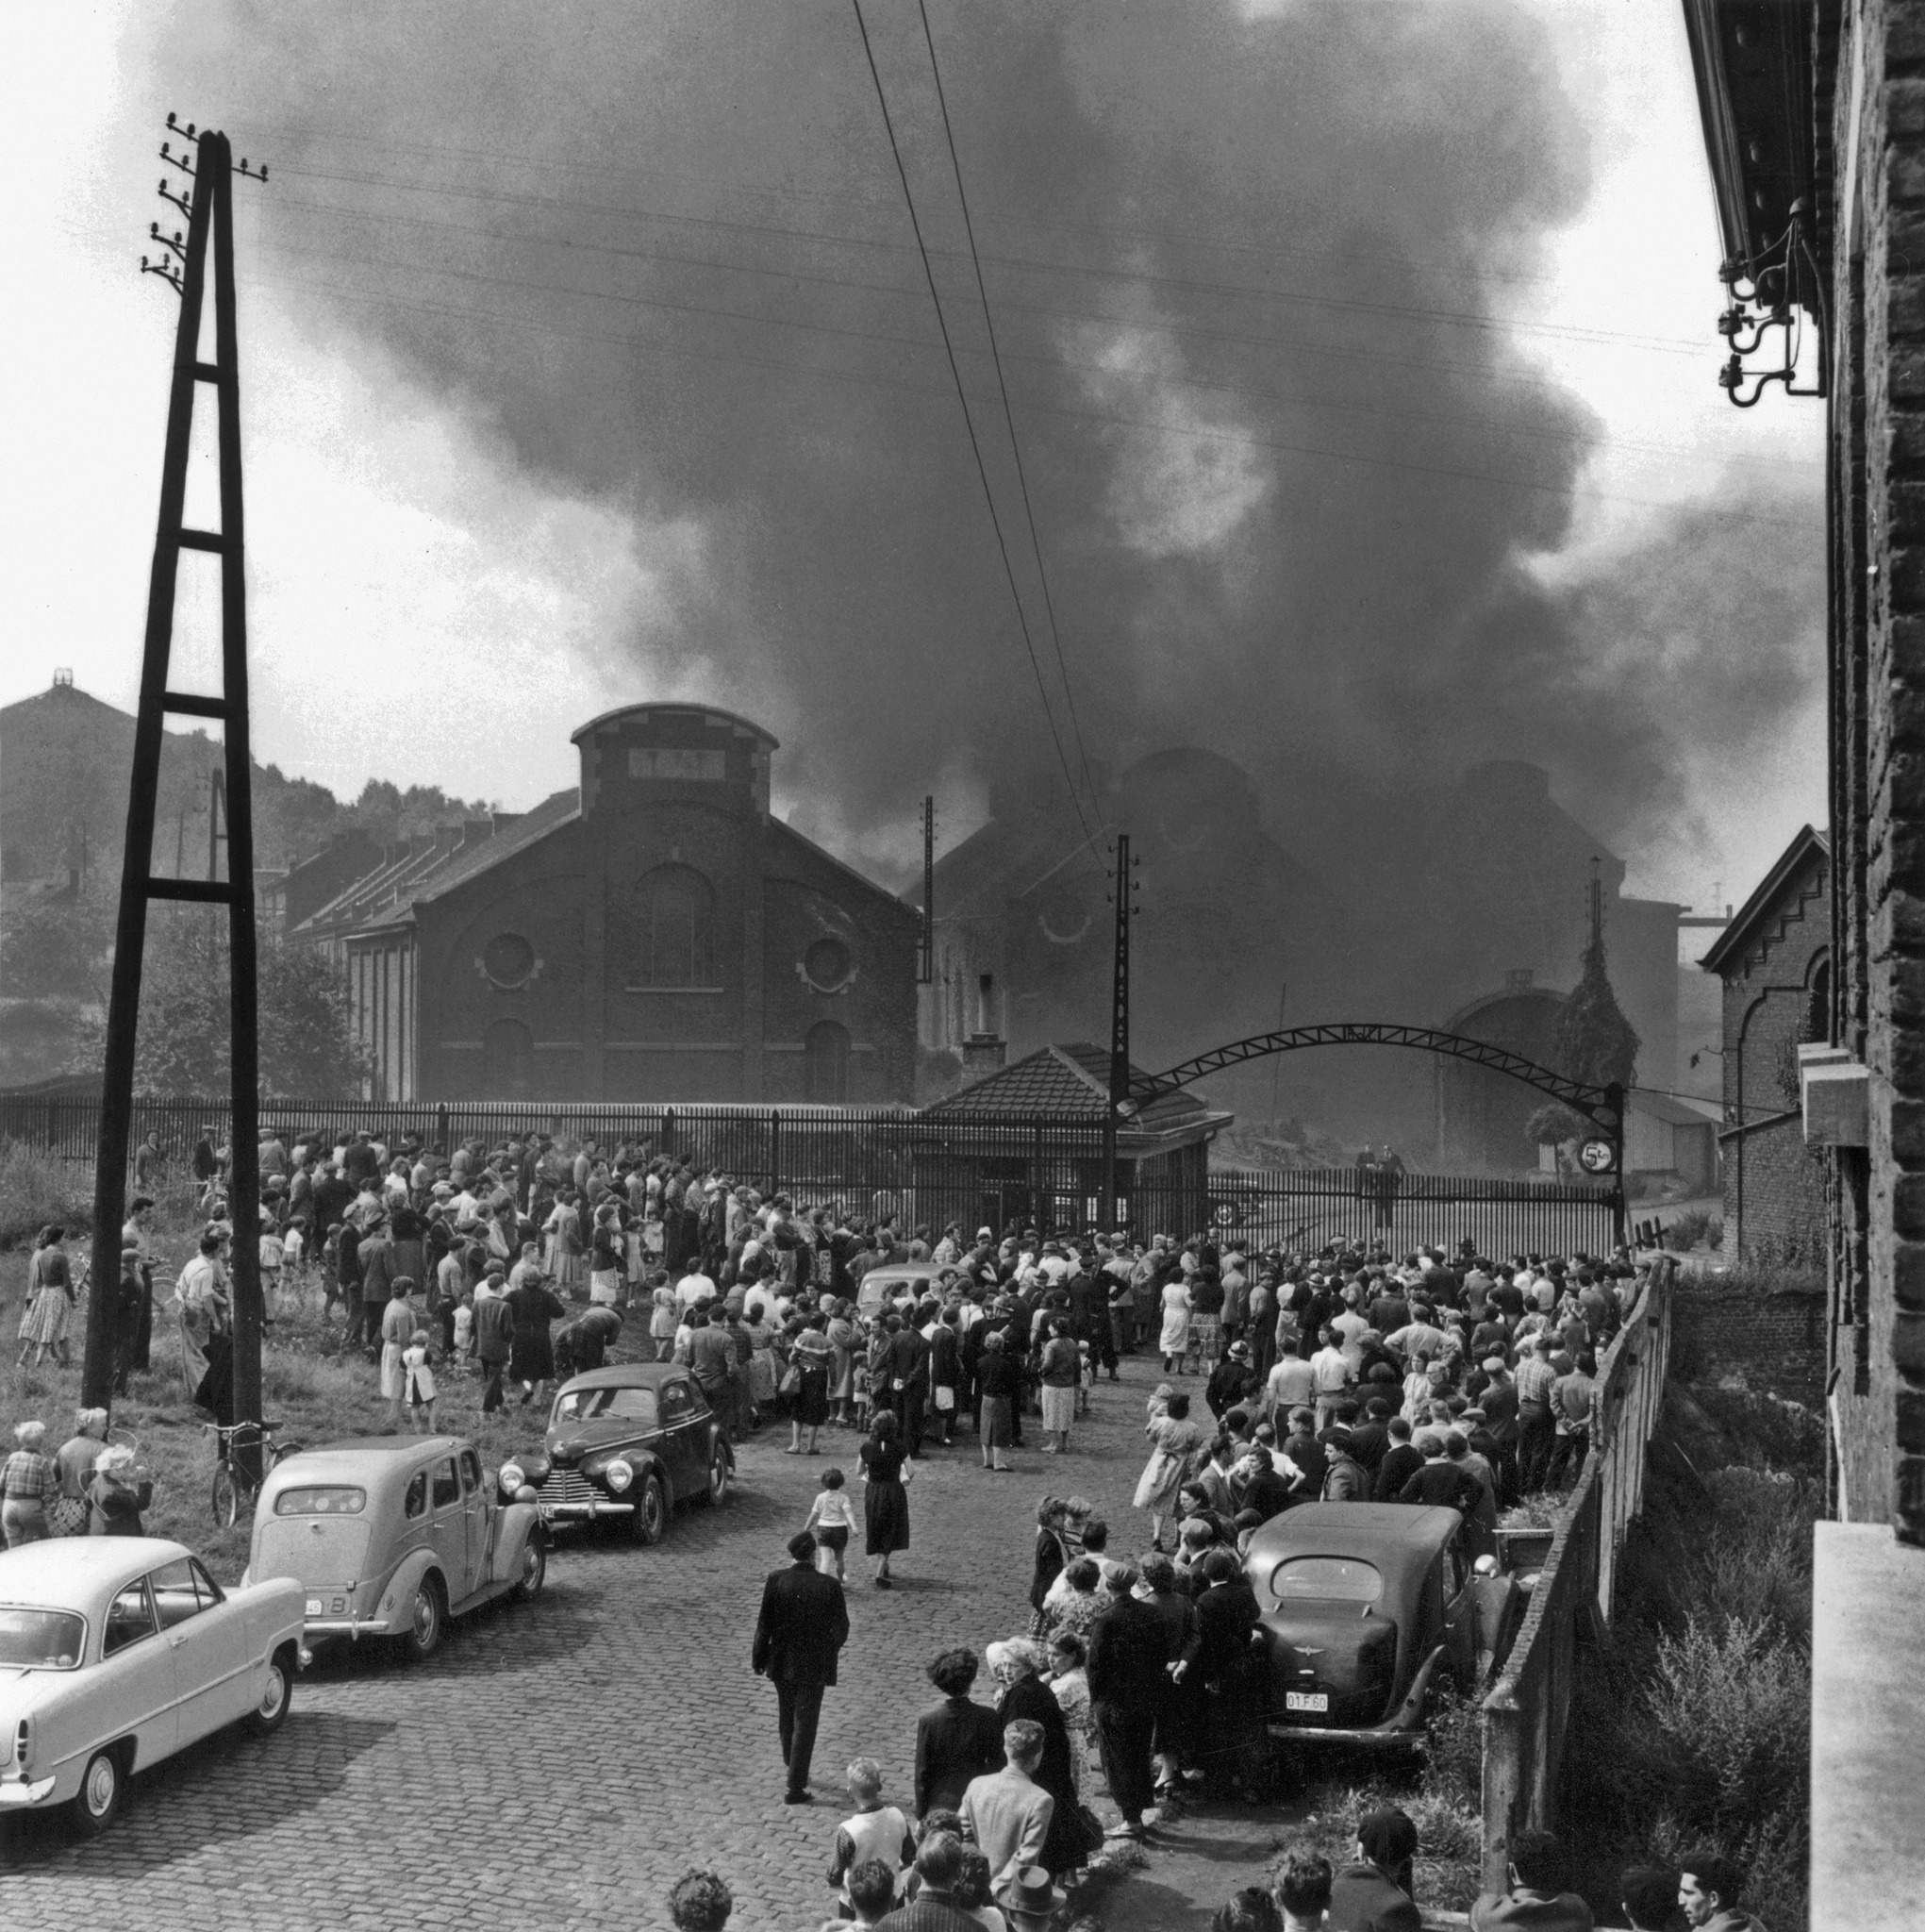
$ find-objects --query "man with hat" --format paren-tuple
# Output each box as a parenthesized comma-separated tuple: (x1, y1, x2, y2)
(999, 1867, 1065, 1932)
(752, 1527, 850, 1805)
(1206, 1340, 1259, 1422)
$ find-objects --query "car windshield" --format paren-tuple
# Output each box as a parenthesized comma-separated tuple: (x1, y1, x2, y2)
(1269, 1557, 1385, 1604)
(553, 1386, 658, 1427)
(0, 1607, 85, 1669)
(273, 1486, 367, 1516)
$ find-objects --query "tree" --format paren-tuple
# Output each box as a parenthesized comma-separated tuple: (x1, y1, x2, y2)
(78, 907, 371, 1100)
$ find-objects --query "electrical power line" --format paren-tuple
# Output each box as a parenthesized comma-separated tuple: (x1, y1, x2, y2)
(848, 0, 1097, 845)
(263, 156, 1711, 361)
(915, 0, 1104, 827)
(203, 254, 1817, 534)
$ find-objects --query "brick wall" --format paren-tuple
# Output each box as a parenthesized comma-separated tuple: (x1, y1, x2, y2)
(1831, 0, 1925, 1540)
(1671, 1267, 1828, 1408)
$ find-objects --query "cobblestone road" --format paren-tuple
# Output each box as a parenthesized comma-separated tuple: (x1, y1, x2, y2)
(0, 1357, 1203, 1932)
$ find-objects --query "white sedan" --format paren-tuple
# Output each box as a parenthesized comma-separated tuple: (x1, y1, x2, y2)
(0, 1537, 306, 1836)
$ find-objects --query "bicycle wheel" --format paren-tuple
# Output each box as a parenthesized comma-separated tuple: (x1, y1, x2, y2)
(210, 1460, 248, 1529)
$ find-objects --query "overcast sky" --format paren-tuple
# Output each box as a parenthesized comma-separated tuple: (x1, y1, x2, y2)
(9, 2, 1824, 913)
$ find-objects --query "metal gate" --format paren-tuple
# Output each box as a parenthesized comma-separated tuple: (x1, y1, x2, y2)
(1180, 1165, 1620, 1257)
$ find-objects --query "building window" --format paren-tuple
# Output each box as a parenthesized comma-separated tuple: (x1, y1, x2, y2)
(634, 863, 717, 988)
(803, 936, 853, 992)
(805, 1021, 850, 1103)
(483, 1018, 534, 1100)
(629, 747, 726, 782)
(482, 931, 537, 989)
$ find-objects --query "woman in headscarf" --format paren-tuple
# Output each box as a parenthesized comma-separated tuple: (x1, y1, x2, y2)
(987, 1635, 1091, 1880)
(17, 1226, 76, 1370)
(825, 1299, 860, 1426)
(86, 1443, 148, 1537)
(52, 1409, 110, 1536)
(1, 1421, 57, 1547)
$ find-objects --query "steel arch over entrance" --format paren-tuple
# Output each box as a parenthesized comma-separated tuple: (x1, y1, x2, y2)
(1134, 1023, 1617, 1122)
(1134, 1022, 1627, 1244)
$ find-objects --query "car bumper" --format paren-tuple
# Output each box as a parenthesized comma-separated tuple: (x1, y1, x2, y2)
(0, 1774, 58, 1807)
(534, 1498, 633, 1520)
(1265, 1720, 1423, 1747)
(303, 1616, 395, 1643)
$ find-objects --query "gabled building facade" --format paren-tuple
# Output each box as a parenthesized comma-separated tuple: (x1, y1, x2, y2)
(294, 704, 920, 1106)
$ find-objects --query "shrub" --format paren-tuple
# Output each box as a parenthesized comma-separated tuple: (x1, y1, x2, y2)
(1665, 1208, 1722, 1253)
(0, 1141, 91, 1251)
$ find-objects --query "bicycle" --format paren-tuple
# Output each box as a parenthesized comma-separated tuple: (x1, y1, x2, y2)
(204, 1418, 303, 1528)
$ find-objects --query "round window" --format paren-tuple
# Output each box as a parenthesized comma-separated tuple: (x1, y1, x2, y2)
(483, 932, 537, 987)
(804, 937, 852, 991)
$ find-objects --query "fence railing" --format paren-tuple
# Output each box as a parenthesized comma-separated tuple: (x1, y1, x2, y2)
(1202, 1165, 1619, 1257)
(1479, 1257, 1675, 1889)
(2, 1091, 1621, 1256)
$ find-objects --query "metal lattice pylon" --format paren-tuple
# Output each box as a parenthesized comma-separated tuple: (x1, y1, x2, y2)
(85, 125, 266, 1462)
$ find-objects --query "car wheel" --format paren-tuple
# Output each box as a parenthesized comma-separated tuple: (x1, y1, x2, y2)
(398, 1574, 444, 1663)
(508, 1531, 547, 1602)
(700, 1442, 730, 1507)
(246, 1643, 295, 1736)
(631, 1473, 667, 1545)
(210, 1462, 242, 1530)
(71, 1746, 124, 1839)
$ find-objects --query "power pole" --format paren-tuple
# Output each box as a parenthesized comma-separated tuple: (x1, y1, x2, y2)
(1100, 834, 1137, 1234)
(919, 795, 935, 985)
(86, 120, 268, 1472)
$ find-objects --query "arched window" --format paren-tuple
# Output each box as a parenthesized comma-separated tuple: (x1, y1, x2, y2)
(483, 1018, 534, 1100)
(634, 864, 716, 988)
(805, 1021, 851, 1104)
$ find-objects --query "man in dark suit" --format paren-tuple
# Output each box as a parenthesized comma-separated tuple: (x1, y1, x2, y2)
(752, 1529, 851, 1804)
(1086, 1564, 1167, 1839)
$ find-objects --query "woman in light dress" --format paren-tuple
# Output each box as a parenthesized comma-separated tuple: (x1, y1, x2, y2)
(17, 1226, 76, 1370)
(1046, 1630, 1097, 1802)
(1157, 1274, 1192, 1376)
(541, 1190, 585, 1294)
(1134, 1389, 1206, 1554)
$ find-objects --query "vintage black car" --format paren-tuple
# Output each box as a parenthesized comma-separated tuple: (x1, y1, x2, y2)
(497, 1363, 732, 1543)
(1244, 1502, 1523, 1746)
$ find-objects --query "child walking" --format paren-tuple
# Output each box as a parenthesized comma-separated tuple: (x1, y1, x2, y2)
(804, 1467, 857, 1580)
(401, 1328, 438, 1433)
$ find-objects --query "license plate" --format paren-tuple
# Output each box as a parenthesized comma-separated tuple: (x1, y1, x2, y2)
(1286, 1691, 1329, 1713)
(305, 1597, 322, 1617)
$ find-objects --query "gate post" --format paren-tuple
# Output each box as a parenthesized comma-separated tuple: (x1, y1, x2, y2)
(1604, 1080, 1627, 1248)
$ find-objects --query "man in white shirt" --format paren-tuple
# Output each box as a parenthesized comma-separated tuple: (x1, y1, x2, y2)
(676, 1264, 718, 1309)
(1265, 1351, 1318, 1425)
(1309, 1326, 1352, 1431)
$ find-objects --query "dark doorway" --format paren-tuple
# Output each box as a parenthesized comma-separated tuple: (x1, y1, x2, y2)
(483, 1018, 535, 1100)
(804, 1021, 851, 1104)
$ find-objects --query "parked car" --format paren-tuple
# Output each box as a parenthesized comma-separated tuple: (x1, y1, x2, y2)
(1244, 1502, 1523, 1746)
(500, 1362, 731, 1542)
(0, 1537, 305, 1837)
(242, 1435, 545, 1662)
(855, 1260, 944, 1316)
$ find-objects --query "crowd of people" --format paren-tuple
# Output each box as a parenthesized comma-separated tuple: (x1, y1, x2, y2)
(8, 1120, 1727, 1926)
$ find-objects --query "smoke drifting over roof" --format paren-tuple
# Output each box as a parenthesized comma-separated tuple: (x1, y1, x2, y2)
(144, 1, 1817, 885)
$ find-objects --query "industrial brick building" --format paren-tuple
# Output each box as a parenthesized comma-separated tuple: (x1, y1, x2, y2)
(292, 704, 920, 1106)
(1701, 825, 1832, 1264)
(922, 749, 1682, 1173)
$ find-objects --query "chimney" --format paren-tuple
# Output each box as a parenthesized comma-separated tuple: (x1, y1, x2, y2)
(962, 972, 1006, 1079)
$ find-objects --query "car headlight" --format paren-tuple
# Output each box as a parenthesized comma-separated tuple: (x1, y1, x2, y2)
(605, 1458, 634, 1492)
(499, 1462, 525, 1492)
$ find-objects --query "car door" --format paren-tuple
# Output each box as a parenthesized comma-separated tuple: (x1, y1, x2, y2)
(457, 1447, 490, 1587)
(426, 1455, 472, 1603)
(93, 1576, 176, 1767)
(656, 1377, 705, 1501)
(152, 1556, 251, 1740)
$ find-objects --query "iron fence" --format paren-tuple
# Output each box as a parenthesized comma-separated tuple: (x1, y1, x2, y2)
(1189, 1165, 1621, 1257)
(8, 1092, 1621, 1254)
